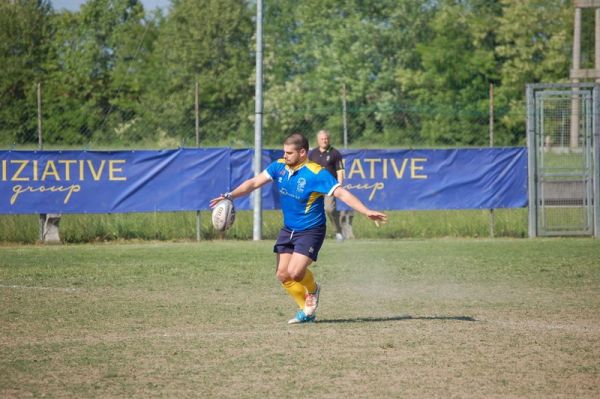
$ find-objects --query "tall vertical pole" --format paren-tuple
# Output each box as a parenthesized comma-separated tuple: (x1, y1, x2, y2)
(489, 82, 495, 238)
(571, 7, 582, 149)
(342, 83, 348, 149)
(341, 83, 350, 229)
(593, 86, 600, 237)
(195, 80, 200, 147)
(526, 85, 537, 238)
(195, 80, 201, 241)
(253, 0, 264, 241)
(596, 9, 600, 237)
(489, 83, 494, 147)
(37, 82, 44, 241)
(596, 9, 600, 84)
(37, 82, 43, 150)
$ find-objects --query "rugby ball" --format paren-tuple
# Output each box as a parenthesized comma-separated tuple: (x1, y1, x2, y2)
(211, 199, 235, 231)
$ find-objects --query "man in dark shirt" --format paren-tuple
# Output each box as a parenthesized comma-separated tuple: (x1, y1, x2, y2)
(308, 129, 346, 241)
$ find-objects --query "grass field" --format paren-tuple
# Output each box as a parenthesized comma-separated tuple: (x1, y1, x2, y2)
(1, 239, 599, 398)
(0, 208, 528, 243)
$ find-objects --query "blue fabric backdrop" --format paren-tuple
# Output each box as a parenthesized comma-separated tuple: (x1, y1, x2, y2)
(0, 147, 527, 214)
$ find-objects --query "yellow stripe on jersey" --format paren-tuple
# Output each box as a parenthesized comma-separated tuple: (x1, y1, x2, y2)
(277, 159, 323, 174)
(290, 160, 308, 172)
(304, 162, 326, 212)
(305, 161, 323, 174)
(304, 191, 323, 213)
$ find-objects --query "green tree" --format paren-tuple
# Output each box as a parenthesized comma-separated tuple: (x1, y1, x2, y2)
(43, 0, 156, 145)
(262, 0, 435, 147)
(495, 0, 572, 144)
(396, 0, 501, 146)
(141, 0, 254, 146)
(2, 0, 581, 149)
(0, 0, 53, 145)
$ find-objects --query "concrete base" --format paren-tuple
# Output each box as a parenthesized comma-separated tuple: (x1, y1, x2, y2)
(42, 213, 62, 244)
(340, 211, 355, 239)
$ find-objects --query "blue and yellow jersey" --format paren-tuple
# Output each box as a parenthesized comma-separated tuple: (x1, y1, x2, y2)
(264, 159, 340, 231)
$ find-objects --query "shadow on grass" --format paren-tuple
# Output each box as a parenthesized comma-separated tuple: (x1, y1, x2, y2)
(317, 315, 476, 324)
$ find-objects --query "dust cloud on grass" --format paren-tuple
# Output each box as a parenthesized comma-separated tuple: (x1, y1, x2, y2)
(1, 239, 599, 397)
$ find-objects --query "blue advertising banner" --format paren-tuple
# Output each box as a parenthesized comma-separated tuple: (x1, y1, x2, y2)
(0, 148, 230, 214)
(0, 147, 527, 214)
(337, 148, 528, 210)
(229, 149, 283, 211)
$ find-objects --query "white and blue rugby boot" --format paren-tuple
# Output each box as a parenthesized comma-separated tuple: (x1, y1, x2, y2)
(288, 309, 316, 324)
(303, 282, 321, 317)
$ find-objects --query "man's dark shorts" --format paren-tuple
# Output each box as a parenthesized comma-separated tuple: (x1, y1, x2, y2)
(273, 225, 327, 262)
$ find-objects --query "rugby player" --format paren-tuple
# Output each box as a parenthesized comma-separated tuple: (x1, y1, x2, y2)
(210, 133, 387, 324)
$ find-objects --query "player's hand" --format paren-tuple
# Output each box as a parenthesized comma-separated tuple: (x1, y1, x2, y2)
(209, 195, 226, 208)
(209, 192, 233, 208)
(366, 211, 387, 226)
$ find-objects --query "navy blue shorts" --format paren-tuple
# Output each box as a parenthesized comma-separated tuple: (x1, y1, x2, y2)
(273, 225, 327, 262)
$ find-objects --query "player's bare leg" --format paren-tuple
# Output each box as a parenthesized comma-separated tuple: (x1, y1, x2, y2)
(286, 253, 320, 317)
(276, 253, 320, 323)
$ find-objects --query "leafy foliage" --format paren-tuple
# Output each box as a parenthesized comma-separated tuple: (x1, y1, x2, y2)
(0, 0, 53, 144)
(140, 0, 254, 146)
(495, 0, 572, 144)
(0, 0, 580, 147)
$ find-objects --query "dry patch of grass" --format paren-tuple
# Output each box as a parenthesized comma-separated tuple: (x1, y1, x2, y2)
(1, 239, 599, 397)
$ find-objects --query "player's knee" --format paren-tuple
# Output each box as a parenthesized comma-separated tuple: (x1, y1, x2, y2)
(288, 269, 305, 282)
(275, 269, 290, 282)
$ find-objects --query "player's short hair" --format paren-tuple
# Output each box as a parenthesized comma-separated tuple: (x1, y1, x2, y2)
(284, 133, 309, 152)
(317, 129, 330, 139)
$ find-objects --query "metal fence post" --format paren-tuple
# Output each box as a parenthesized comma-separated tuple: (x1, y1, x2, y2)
(340, 83, 354, 237)
(594, 85, 600, 237)
(489, 82, 495, 238)
(253, 0, 264, 241)
(526, 85, 537, 238)
(342, 83, 348, 149)
(195, 80, 201, 242)
(37, 82, 44, 242)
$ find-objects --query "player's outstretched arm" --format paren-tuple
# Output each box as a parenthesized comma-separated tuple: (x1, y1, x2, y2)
(210, 172, 271, 208)
(333, 186, 387, 223)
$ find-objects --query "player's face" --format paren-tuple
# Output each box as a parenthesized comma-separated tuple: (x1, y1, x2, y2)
(283, 144, 306, 167)
(317, 133, 330, 150)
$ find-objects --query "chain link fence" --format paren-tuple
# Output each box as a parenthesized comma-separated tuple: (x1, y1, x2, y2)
(1, 81, 513, 151)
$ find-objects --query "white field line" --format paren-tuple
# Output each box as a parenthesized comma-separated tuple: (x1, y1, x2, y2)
(0, 284, 82, 293)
